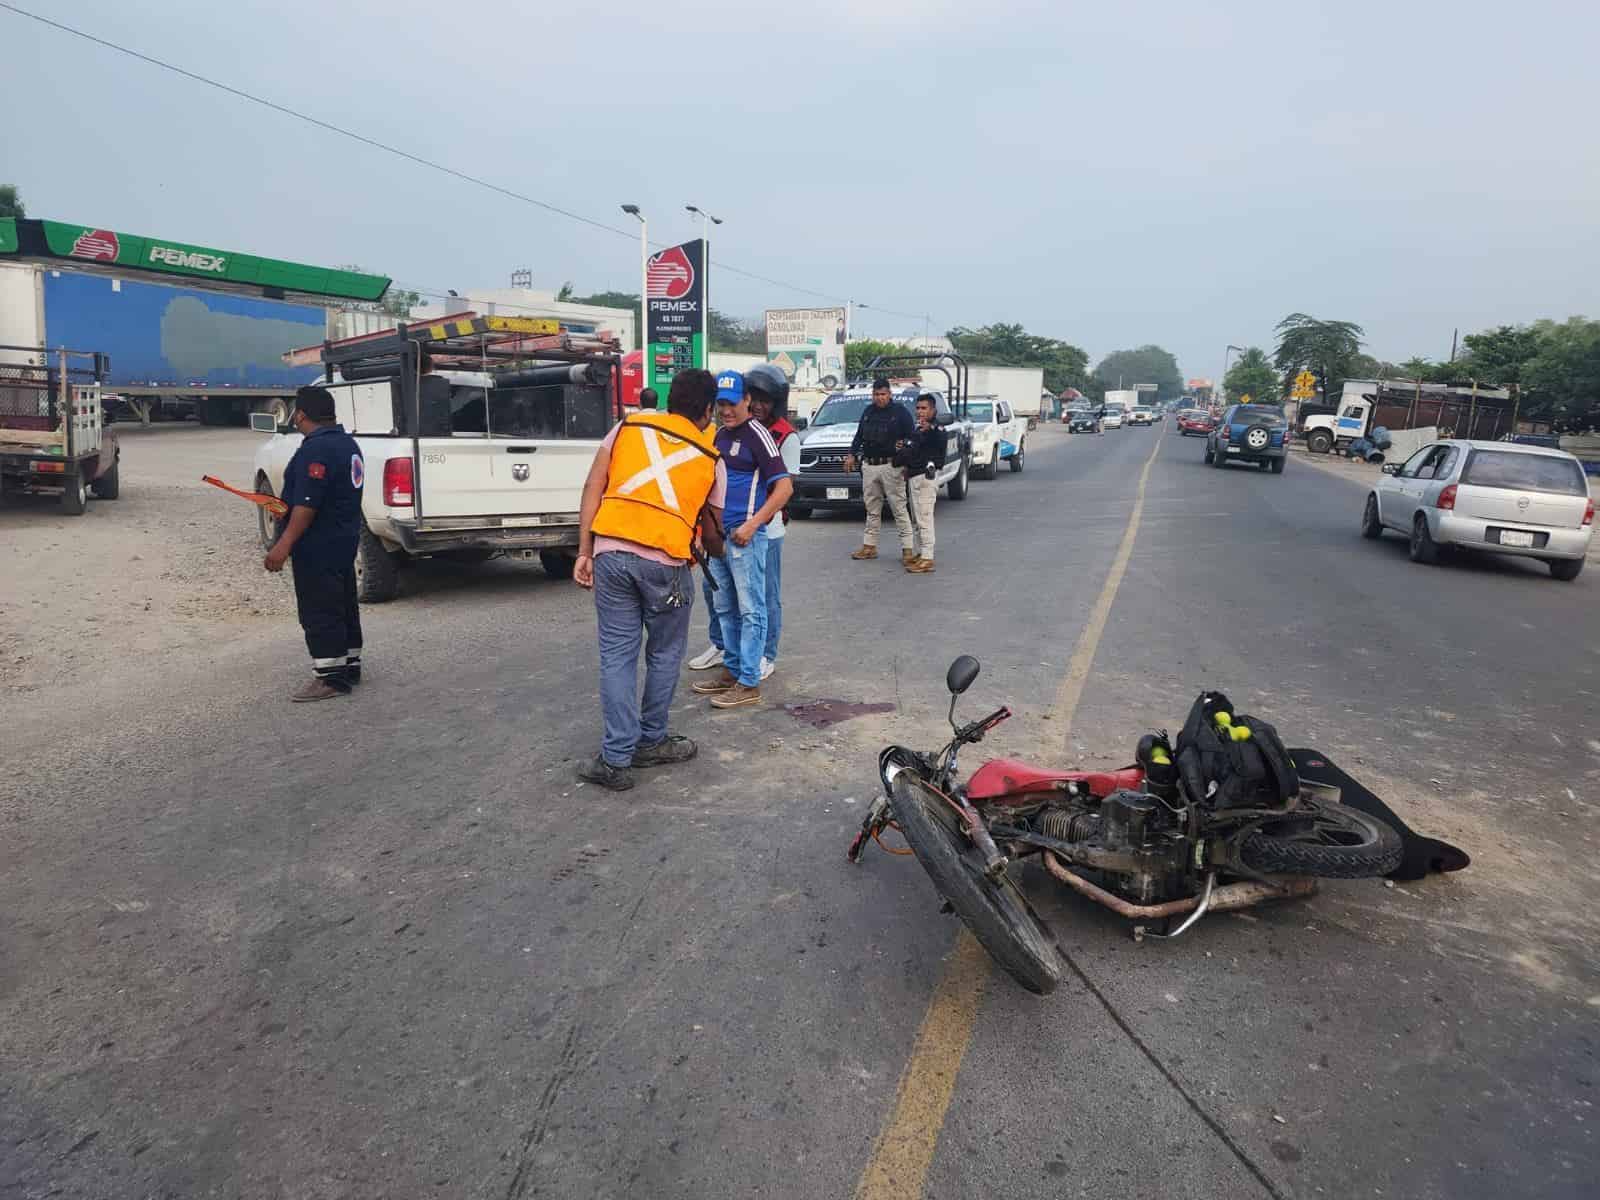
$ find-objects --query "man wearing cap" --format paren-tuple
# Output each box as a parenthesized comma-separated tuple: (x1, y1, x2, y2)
(573, 369, 727, 791)
(844, 376, 916, 563)
(690, 370, 793, 710)
(262, 386, 366, 702)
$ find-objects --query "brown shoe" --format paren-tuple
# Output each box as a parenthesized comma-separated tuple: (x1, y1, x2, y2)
(901, 548, 917, 564)
(710, 683, 762, 709)
(906, 558, 936, 574)
(850, 545, 878, 560)
(291, 678, 348, 702)
(690, 669, 738, 695)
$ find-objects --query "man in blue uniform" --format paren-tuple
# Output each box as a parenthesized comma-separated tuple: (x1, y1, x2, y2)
(263, 386, 366, 702)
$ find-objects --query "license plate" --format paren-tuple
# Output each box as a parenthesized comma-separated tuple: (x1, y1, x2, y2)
(502, 516, 543, 527)
(826, 487, 849, 501)
(1499, 529, 1534, 547)
(1226, 446, 1240, 453)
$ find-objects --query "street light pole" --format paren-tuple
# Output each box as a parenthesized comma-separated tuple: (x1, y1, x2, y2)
(621, 205, 647, 370)
(685, 206, 722, 364)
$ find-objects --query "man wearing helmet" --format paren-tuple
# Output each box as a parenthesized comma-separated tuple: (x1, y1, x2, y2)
(744, 363, 802, 678)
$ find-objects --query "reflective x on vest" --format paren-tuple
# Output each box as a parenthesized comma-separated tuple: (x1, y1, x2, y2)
(614, 426, 704, 510)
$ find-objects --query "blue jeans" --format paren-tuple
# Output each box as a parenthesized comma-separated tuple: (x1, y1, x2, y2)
(707, 526, 768, 688)
(702, 567, 722, 651)
(764, 534, 784, 663)
(594, 551, 693, 767)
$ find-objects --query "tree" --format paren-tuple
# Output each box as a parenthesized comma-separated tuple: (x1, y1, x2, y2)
(565, 290, 640, 348)
(1273, 313, 1365, 402)
(555, 281, 575, 302)
(1457, 324, 1542, 387)
(1091, 344, 1183, 400)
(1223, 347, 1279, 404)
(1521, 318, 1600, 430)
(0, 184, 22, 219)
(707, 310, 766, 354)
(946, 323, 1093, 394)
(845, 339, 918, 380)
(336, 264, 420, 319)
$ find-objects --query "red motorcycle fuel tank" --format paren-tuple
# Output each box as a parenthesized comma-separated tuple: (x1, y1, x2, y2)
(966, 760, 1145, 806)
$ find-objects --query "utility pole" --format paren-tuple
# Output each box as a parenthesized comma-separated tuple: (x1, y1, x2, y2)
(620, 205, 648, 384)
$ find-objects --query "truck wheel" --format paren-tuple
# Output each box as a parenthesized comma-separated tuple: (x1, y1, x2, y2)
(1268, 457, 1284, 475)
(1307, 429, 1334, 455)
(356, 524, 402, 602)
(539, 550, 576, 580)
(90, 459, 120, 499)
(255, 474, 280, 550)
(946, 454, 969, 501)
(981, 447, 998, 480)
(1009, 443, 1024, 472)
(60, 471, 89, 515)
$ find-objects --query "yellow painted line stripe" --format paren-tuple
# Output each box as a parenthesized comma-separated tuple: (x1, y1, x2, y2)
(1051, 431, 1165, 743)
(854, 430, 1166, 1199)
(854, 931, 989, 1200)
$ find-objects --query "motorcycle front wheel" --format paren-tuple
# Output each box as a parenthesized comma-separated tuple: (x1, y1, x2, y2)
(891, 773, 1062, 995)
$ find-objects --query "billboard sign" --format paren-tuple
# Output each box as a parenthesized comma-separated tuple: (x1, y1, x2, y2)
(765, 307, 847, 389)
(645, 238, 706, 396)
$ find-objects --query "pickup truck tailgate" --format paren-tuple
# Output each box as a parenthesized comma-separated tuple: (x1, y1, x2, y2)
(415, 439, 593, 520)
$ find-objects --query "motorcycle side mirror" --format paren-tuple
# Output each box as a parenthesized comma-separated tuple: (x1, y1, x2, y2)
(946, 655, 980, 696)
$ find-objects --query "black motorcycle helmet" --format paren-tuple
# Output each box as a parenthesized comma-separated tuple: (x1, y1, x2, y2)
(743, 362, 791, 419)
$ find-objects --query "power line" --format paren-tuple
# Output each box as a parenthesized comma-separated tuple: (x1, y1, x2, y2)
(0, 1, 906, 317)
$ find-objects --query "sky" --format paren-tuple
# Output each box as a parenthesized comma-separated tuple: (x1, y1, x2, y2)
(3, 0, 1596, 383)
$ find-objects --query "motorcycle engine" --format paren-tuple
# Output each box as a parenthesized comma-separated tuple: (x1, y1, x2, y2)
(1038, 789, 1188, 905)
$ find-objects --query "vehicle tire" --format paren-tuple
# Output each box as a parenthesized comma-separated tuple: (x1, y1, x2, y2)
(1409, 515, 1439, 565)
(540, 550, 576, 580)
(1239, 800, 1402, 879)
(1243, 424, 1273, 454)
(441, 548, 496, 565)
(1009, 444, 1023, 472)
(1268, 457, 1285, 474)
(1203, 446, 1213, 464)
(890, 773, 1061, 995)
(255, 474, 280, 550)
(789, 505, 812, 520)
(60, 470, 89, 515)
(946, 454, 969, 501)
(1549, 557, 1584, 582)
(356, 524, 402, 603)
(1361, 494, 1384, 539)
(1307, 429, 1334, 455)
(90, 459, 120, 499)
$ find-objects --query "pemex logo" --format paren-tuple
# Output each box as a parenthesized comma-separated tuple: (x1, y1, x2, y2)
(646, 245, 694, 300)
(70, 229, 120, 262)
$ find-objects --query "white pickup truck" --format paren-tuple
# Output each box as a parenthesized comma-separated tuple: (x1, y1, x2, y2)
(965, 394, 1027, 478)
(252, 318, 619, 601)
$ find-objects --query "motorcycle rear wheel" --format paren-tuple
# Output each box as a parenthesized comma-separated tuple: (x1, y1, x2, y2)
(1239, 799, 1402, 879)
(891, 774, 1061, 995)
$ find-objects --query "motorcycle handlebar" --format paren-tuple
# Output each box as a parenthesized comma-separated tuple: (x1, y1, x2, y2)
(957, 706, 1011, 744)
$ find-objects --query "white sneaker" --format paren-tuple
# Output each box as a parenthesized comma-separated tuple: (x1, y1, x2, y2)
(687, 645, 723, 671)
(759, 657, 775, 681)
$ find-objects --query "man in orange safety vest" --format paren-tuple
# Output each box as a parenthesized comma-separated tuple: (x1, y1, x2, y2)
(573, 369, 726, 790)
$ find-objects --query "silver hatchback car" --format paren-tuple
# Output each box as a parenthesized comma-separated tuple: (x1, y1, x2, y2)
(1363, 440, 1593, 581)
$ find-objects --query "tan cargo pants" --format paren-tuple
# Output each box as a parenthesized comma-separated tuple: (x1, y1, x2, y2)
(908, 475, 937, 559)
(861, 462, 913, 550)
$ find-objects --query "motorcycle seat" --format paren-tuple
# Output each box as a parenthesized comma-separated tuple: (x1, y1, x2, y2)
(967, 759, 1143, 802)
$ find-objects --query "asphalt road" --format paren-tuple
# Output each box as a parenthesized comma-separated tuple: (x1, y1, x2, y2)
(2, 421, 1595, 1199)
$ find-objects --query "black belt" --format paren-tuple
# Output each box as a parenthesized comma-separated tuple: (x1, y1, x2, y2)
(863, 456, 894, 466)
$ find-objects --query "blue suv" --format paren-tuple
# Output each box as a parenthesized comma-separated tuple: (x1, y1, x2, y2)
(1206, 403, 1288, 474)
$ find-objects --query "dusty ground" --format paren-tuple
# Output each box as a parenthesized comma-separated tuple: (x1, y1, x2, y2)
(0, 425, 294, 694)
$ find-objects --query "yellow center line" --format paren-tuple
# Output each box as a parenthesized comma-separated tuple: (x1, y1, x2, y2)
(854, 431, 1166, 1200)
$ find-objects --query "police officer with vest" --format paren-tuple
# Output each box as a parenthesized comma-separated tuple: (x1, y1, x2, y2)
(262, 386, 367, 702)
(573, 369, 727, 791)
(845, 376, 916, 563)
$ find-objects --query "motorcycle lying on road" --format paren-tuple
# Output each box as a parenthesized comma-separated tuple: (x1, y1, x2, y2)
(848, 656, 1403, 995)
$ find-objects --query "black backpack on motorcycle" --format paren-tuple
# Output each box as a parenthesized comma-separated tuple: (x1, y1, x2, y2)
(1174, 690, 1299, 808)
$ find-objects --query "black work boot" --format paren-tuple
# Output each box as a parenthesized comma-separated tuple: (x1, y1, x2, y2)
(631, 735, 698, 768)
(577, 756, 635, 791)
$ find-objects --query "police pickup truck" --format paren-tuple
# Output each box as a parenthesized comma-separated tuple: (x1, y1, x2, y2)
(965, 393, 1027, 478)
(790, 385, 970, 517)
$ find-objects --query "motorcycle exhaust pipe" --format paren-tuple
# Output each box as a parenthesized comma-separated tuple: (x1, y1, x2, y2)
(1042, 852, 1316, 926)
